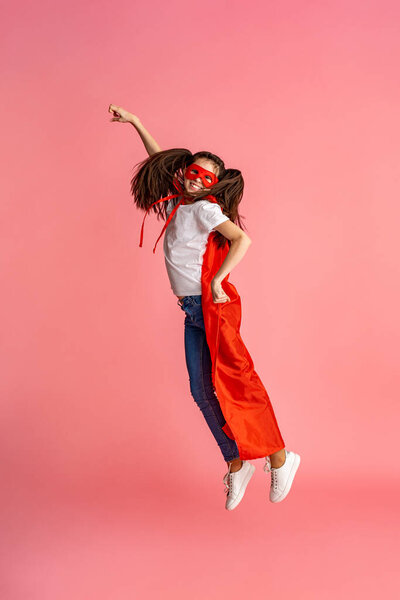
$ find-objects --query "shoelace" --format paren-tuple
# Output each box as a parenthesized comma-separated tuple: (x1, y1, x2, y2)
(263, 456, 271, 473)
(264, 456, 279, 490)
(223, 464, 234, 495)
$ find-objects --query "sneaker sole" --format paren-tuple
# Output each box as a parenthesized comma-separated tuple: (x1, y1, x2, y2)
(226, 463, 256, 511)
(270, 453, 301, 503)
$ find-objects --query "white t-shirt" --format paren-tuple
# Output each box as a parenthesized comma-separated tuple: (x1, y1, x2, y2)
(163, 198, 230, 296)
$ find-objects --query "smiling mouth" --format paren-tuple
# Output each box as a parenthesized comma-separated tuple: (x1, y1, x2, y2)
(189, 182, 202, 190)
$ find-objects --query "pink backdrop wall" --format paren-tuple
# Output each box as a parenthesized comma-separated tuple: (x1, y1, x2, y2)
(1, 1, 399, 598)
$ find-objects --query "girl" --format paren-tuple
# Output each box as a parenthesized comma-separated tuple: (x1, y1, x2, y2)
(109, 104, 301, 511)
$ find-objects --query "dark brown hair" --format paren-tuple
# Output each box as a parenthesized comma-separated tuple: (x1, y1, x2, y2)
(130, 148, 246, 249)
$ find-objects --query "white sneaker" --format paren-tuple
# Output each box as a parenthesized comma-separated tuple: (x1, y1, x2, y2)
(264, 449, 301, 503)
(223, 460, 256, 511)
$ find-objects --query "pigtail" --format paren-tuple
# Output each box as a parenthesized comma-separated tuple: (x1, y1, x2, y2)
(207, 166, 247, 249)
(130, 148, 193, 218)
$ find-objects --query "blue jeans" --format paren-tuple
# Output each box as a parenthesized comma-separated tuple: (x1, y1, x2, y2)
(177, 294, 240, 462)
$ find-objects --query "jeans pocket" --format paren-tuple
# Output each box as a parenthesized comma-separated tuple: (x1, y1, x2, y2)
(185, 302, 203, 323)
(179, 300, 190, 313)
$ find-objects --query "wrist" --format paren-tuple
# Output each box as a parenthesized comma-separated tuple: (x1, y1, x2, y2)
(129, 116, 141, 127)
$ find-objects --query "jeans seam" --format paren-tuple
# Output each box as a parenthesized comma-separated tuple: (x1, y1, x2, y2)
(199, 332, 238, 462)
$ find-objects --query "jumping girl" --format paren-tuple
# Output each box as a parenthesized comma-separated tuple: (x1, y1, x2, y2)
(108, 104, 301, 511)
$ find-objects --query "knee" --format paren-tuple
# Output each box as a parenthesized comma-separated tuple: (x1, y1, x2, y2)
(190, 380, 219, 410)
(189, 382, 209, 409)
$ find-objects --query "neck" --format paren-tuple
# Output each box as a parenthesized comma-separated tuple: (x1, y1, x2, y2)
(180, 194, 196, 205)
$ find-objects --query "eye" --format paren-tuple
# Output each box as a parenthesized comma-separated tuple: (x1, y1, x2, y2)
(190, 169, 199, 175)
(205, 175, 212, 182)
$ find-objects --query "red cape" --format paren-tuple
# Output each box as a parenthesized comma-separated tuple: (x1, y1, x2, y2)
(200, 231, 285, 459)
(140, 182, 285, 460)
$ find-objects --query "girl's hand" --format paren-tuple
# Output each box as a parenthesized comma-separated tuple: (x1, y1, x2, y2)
(108, 104, 139, 125)
(211, 278, 230, 303)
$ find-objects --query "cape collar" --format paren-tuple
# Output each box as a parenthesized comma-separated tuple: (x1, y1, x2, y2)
(139, 178, 218, 254)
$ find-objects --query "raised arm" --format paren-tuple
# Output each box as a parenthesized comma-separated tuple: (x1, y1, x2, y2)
(108, 104, 162, 156)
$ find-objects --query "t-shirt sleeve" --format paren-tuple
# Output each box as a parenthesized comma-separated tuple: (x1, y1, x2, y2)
(197, 201, 230, 232)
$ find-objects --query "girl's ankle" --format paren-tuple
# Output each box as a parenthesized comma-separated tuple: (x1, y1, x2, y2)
(228, 459, 243, 473)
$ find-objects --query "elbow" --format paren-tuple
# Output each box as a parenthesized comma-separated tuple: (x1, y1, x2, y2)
(243, 234, 252, 245)
(232, 233, 252, 245)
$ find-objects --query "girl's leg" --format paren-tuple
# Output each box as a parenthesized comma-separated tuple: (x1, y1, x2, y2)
(269, 448, 286, 468)
(181, 298, 240, 464)
(227, 458, 243, 472)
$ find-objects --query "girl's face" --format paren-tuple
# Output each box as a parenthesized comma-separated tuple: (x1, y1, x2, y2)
(183, 158, 219, 197)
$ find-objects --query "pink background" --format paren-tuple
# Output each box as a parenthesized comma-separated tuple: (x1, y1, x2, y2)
(1, 0, 399, 598)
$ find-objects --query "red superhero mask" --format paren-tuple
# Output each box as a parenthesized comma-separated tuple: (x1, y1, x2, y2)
(184, 163, 219, 188)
